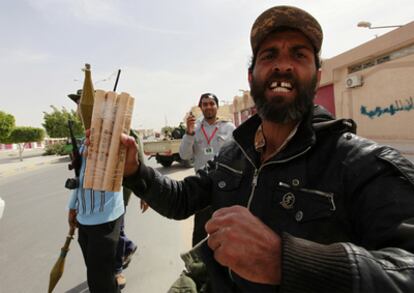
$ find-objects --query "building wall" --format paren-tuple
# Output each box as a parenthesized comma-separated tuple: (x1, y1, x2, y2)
(315, 84, 335, 115)
(332, 54, 414, 140)
(0, 142, 44, 151)
(232, 91, 255, 127)
(321, 21, 414, 142)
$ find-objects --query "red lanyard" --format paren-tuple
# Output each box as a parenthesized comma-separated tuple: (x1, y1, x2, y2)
(201, 125, 218, 145)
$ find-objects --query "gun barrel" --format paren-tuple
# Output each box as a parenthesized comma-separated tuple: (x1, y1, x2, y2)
(67, 120, 81, 178)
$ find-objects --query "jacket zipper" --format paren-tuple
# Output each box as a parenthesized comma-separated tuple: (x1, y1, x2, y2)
(247, 169, 259, 208)
(216, 162, 244, 175)
(229, 142, 312, 281)
(278, 181, 336, 211)
(244, 146, 313, 209)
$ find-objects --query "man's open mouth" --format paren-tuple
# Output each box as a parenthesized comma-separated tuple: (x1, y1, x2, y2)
(269, 81, 293, 93)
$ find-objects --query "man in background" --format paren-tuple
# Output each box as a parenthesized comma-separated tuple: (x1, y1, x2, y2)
(67, 91, 148, 291)
(67, 90, 124, 293)
(179, 93, 235, 246)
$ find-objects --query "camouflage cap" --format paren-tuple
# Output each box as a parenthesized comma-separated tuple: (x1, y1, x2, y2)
(250, 6, 323, 55)
(67, 89, 82, 104)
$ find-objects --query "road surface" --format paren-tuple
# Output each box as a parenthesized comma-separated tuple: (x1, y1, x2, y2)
(0, 151, 194, 293)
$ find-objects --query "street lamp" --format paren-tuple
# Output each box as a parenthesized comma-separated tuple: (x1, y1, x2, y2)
(357, 21, 403, 29)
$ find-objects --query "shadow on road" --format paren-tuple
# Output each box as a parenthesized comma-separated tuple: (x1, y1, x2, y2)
(65, 281, 89, 293)
(51, 156, 71, 164)
(154, 163, 193, 176)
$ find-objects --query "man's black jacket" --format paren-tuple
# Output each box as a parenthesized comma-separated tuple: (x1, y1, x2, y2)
(124, 105, 414, 292)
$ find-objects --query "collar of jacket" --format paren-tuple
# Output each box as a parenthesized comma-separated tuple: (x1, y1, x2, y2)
(200, 116, 231, 125)
(233, 105, 355, 167)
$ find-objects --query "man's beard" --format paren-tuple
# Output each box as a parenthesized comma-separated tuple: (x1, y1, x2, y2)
(203, 110, 217, 120)
(250, 72, 318, 124)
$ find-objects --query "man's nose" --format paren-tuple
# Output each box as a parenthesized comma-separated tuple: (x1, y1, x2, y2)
(272, 54, 293, 73)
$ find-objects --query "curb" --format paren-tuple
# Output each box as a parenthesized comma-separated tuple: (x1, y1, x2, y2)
(0, 156, 67, 179)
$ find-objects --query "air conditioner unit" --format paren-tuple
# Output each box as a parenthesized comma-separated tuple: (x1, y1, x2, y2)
(345, 75, 363, 88)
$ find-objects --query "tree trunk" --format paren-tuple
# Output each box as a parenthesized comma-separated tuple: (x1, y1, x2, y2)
(18, 143, 24, 161)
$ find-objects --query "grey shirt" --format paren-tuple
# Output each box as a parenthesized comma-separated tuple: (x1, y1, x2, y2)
(179, 118, 235, 171)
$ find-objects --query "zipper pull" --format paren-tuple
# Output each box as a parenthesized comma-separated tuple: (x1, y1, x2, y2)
(252, 169, 259, 187)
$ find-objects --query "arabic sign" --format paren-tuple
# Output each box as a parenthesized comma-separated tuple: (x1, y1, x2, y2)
(360, 97, 414, 119)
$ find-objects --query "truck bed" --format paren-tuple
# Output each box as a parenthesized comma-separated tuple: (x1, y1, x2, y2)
(143, 139, 182, 156)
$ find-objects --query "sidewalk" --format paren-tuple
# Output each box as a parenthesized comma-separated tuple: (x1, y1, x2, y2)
(0, 148, 68, 179)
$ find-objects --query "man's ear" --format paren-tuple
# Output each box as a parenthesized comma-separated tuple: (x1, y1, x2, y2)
(248, 71, 253, 88)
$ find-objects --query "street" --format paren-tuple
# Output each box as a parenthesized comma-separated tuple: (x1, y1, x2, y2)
(1, 146, 413, 293)
(0, 153, 195, 293)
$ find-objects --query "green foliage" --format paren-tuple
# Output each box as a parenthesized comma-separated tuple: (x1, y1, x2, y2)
(0, 111, 16, 143)
(7, 126, 45, 144)
(44, 141, 71, 156)
(42, 106, 83, 138)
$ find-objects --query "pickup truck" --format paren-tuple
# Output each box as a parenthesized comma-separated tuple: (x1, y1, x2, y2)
(143, 138, 192, 168)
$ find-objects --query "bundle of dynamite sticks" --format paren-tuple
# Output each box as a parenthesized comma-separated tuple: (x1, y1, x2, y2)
(83, 90, 134, 192)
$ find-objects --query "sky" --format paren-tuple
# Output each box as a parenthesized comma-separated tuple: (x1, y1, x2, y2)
(1, 0, 413, 132)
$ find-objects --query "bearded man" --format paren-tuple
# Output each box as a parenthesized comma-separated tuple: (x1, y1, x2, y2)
(88, 5, 414, 292)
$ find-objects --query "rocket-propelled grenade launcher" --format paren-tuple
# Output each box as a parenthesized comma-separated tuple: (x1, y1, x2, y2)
(79, 63, 95, 129)
(84, 90, 134, 192)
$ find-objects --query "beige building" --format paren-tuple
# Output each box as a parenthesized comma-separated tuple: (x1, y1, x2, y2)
(320, 21, 414, 146)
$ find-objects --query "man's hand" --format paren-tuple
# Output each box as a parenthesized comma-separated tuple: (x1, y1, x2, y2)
(120, 133, 140, 176)
(205, 205, 282, 285)
(186, 113, 196, 135)
(68, 209, 78, 229)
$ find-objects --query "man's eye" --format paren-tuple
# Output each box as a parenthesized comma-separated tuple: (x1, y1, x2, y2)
(295, 51, 307, 59)
(259, 53, 273, 61)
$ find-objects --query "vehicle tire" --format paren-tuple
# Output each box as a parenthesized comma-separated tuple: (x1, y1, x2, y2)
(171, 128, 185, 139)
(159, 158, 173, 167)
(181, 159, 194, 168)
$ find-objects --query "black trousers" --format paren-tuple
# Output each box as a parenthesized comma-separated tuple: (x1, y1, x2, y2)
(78, 216, 122, 293)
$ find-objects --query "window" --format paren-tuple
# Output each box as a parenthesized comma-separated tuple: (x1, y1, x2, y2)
(347, 43, 414, 74)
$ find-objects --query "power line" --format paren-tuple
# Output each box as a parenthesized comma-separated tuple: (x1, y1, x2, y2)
(73, 69, 119, 86)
